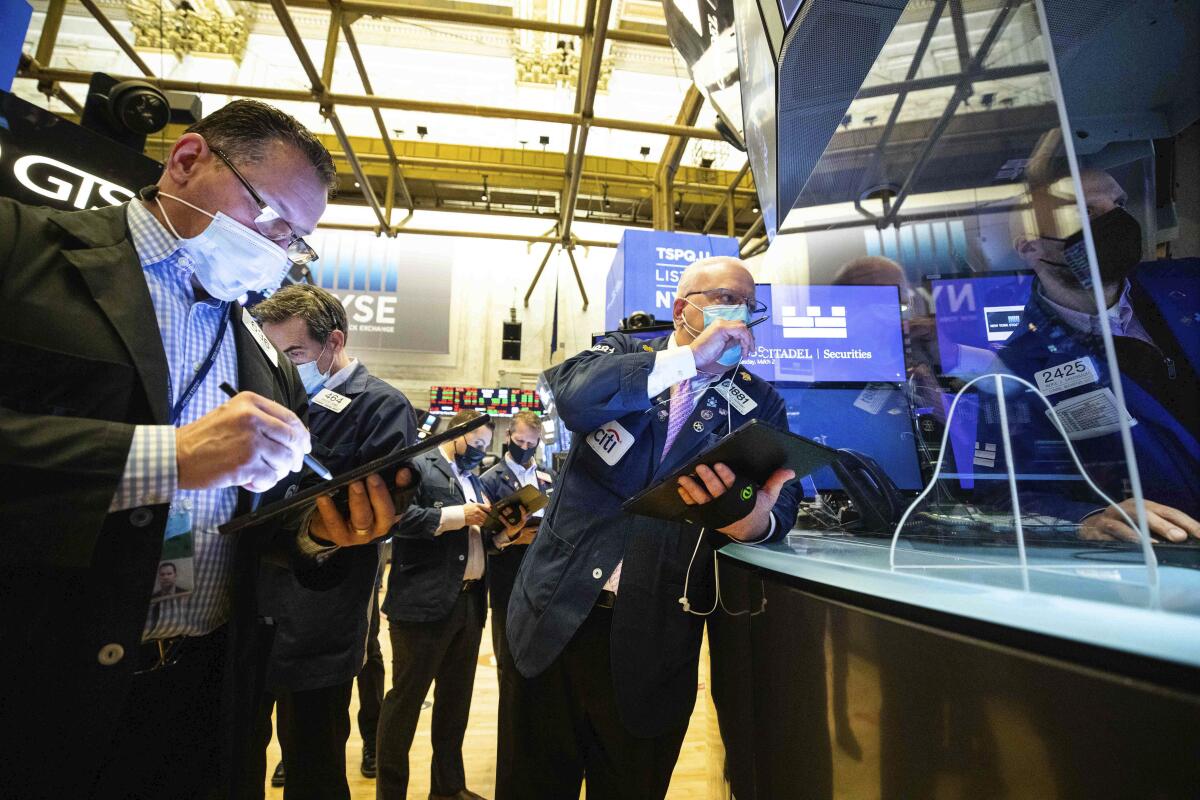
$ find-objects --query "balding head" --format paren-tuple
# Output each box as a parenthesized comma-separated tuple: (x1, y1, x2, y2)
(675, 256, 755, 299)
(672, 255, 758, 344)
(833, 256, 908, 290)
(1079, 168, 1127, 219)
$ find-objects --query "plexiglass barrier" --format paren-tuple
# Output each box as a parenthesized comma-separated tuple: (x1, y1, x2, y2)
(748, 0, 1199, 604)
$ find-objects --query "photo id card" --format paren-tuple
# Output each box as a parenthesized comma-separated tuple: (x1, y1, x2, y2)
(151, 502, 195, 603)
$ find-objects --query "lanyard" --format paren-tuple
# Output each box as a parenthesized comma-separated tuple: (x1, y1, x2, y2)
(170, 301, 231, 425)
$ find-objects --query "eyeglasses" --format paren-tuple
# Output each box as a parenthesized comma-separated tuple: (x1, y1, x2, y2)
(684, 288, 768, 316)
(211, 148, 319, 266)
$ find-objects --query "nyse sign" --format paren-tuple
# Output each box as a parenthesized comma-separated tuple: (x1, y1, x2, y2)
(332, 292, 398, 333)
(307, 229, 454, 354)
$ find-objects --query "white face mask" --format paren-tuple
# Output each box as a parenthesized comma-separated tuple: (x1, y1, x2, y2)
(296, 340, 331, 395)
(156, 192, 288, 301)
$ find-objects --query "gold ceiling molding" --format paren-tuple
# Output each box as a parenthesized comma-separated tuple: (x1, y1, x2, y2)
(125, 0, 250, 61)
(514, 44, 612, 89)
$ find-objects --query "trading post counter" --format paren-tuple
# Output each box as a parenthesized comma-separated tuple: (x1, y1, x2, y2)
(708, 534, 1200, 800)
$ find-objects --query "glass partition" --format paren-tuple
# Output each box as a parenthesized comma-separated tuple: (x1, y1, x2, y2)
(754, 0, 1199, 591)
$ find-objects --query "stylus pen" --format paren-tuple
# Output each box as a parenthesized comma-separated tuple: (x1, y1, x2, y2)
(218, 382, 333, 481)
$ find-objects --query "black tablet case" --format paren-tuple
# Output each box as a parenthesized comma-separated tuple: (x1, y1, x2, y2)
(220, 414, 492, 534)
(621, 420, 838, 522)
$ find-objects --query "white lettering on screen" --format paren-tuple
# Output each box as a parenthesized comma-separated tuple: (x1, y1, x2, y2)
(12, 154, 135, 209)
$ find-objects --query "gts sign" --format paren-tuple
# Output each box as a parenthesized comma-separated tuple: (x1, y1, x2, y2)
(0, 142, 136, 209)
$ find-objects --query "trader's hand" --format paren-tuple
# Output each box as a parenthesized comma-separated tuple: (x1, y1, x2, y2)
(463, 502, 492, 528)
(308, 466, 417, 547)
(512, 523, 539, 547)
(177, 391, 311, 493)
(1080, 498, 1200, 544)
(689, 319, 755, 375)
(677, 463, 795, 542)
(500, 509, 529, 542)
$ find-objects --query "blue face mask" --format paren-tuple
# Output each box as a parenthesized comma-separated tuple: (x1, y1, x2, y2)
(296, 341, 331, 395)
(684, 301, 752, 367)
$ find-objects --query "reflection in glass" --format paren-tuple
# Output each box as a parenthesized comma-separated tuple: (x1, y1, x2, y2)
(750, 0, 1198, 580)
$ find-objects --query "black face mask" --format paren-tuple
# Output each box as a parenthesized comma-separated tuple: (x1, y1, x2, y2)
(506, 438, 537, 467)
(454, 440, 487, 472)
(1041, 206, 1142, 290)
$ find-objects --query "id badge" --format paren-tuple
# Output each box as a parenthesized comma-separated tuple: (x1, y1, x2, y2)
(151, 502, 195, 603)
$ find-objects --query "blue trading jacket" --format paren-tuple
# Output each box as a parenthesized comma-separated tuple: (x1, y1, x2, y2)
(479, 458, 556, 612)
(973, 259, 1199, 521)
(506, 332, 801, 736)
(259, 363, 417, 692)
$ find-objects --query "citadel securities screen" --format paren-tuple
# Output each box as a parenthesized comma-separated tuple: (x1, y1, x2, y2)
(743, 284, 906, 383)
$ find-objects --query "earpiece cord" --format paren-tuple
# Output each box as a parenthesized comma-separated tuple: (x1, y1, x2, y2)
(679, 526, 768, 617)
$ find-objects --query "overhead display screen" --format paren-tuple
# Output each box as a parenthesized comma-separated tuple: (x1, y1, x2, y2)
(743, 284, 906, 383)
(429, 386, 543, 417)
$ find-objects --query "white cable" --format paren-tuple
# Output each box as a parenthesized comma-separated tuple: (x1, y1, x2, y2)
(679, 527, 768, 617)
(679, 527, 719, 616)
(993, 372, 1030, 591)
(887, 372, 1154, 587)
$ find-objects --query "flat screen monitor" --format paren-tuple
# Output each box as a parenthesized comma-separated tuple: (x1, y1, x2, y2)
(743, 284, 906, 383)
(928, 271, 1035, 376)
(777, 384, 923, 491)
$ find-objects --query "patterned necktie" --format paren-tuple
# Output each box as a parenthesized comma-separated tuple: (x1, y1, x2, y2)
(661, 377, 694, 458)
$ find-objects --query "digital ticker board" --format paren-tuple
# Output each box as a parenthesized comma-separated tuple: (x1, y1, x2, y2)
(428, 386, 543, 417)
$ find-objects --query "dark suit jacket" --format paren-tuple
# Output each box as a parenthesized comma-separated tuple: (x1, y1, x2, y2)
(259, 363, 417, 693)
(383, 449, 489, 626)
(507, 333, 801, 737)
(978, 261, 1200, 520)
(0, 198, 323, 797)
(479, 458, 556, 611)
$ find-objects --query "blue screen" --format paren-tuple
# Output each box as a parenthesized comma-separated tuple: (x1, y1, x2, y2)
(930, 273, 1035, 487)
(778, 385, 923, 491)
(743, 284, 906, 383)
(930, 273, 1035, 375)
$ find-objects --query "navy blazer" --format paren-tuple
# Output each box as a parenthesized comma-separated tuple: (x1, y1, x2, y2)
(479, 458, 557, 611)
(259, 363, 417, 692)
(977, 260, 1200, 521)
(384, 449, 491, 625)
(507, 332, 801, 737)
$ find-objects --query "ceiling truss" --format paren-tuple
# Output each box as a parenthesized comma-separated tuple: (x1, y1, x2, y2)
(18, 0, 765, 307)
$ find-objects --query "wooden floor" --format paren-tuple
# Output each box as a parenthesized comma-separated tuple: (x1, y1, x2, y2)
(263, 578, 728, 800)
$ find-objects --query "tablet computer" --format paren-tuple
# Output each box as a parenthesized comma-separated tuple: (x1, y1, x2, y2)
(219, 414, 492, 534)
(482, 484, 550, 534)
(621, 420, 839, 522)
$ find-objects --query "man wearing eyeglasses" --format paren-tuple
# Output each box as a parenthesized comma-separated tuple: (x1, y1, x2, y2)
(498, 257, 800, 799)
(0, 100, 409, 799)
